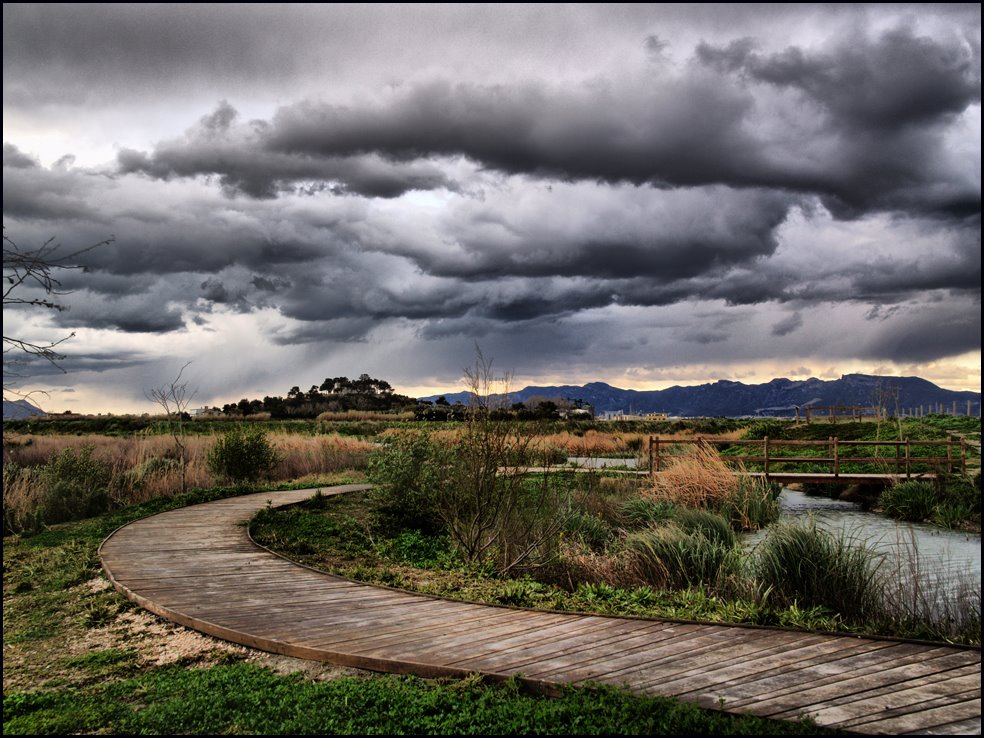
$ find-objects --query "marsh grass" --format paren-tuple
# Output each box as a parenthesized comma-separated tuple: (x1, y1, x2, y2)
(647, 444, 779, 530)
(753, 519, 886, 622)
(2, 432, 373, 533)
(879, 480, 937, 522)
(626, 526, 742, 591)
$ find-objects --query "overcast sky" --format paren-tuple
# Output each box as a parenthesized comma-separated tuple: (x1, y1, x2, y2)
(3, 3, 981, 413)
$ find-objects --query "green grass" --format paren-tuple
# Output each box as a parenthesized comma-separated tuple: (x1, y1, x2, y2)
(2, 664, 835, 736)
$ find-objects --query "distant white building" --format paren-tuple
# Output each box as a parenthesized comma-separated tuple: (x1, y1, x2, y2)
(601, 410, 667, 421)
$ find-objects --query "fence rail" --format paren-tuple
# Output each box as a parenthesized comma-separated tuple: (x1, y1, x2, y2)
(648, 435, 968, 479)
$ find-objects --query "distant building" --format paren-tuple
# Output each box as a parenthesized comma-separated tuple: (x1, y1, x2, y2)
(601, 410, 667, 421)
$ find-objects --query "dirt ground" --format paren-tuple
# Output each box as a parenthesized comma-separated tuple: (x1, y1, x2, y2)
(3, 577, 372, 693)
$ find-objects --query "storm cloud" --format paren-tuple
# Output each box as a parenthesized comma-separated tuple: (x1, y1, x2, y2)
(2, 4, 979, 410)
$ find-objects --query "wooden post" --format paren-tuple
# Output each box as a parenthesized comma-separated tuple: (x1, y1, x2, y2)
(833, 436, 839, 477)
(961, 438, 967, 475)
(895, 441, 901, 476)
(905, 438, 911, 478)
(648, 435, 653, 474)
(763, 436, 770, 478)
(654, 437, 661, 473)
(947, 435, 953, 474)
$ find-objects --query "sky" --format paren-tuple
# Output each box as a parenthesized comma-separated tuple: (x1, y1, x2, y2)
(2, 3, 981, 414)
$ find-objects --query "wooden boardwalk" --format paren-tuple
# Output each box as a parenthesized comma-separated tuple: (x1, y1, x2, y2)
(99, 485, 982, 735)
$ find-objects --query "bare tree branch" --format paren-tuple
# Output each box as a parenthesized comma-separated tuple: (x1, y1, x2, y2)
(3, 229, 114, 401)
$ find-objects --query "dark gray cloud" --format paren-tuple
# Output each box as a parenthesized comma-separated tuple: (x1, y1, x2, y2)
(109, 19, 980, 222)
(116, 102, 454, 199)
(2, 4, 979, 406)
(771, 312, 803, 337)
(696, 25, 979, 130)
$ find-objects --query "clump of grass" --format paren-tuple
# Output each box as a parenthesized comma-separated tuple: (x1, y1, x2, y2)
(617, 497, 677, 530)
(879, 480, 937, 522)
(671, 508, 737, 547)
(753, 520, 885, 623)
(626, 526, 742, 591)
(563, 510, 613, 551)
(647, 444, 779, 530)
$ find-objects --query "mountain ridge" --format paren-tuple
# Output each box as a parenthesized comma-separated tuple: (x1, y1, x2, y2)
(420, 373, 981, 418)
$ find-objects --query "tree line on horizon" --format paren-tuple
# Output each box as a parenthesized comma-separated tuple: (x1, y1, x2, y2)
(210, 373, 593, 421)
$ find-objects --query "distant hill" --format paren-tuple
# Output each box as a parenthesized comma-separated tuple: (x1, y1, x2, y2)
(2, 399, 47, 420)
(420, 374, 981, 418)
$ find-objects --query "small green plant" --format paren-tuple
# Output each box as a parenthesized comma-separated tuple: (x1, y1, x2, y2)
(207, 427, 281, 484)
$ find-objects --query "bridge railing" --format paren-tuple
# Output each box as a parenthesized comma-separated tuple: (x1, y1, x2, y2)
(647, 436, 967, 478)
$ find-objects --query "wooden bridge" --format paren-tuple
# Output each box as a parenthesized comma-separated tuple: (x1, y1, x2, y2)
(100, 485, 982, 735)
(649, 436, 972, 485)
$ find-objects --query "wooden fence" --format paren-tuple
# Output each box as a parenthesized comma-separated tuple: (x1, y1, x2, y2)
(648, 436, 968, 479)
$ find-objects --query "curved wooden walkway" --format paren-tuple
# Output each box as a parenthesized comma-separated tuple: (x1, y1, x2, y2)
(100, 485, 982, 735)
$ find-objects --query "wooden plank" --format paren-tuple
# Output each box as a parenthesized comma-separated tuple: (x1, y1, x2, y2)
(697, 645, 967, 709)
(848, 698, 982, 735)
(768, 658, 982, 719)
(808, 675, 981, 728)
(699, 639, 903, 707)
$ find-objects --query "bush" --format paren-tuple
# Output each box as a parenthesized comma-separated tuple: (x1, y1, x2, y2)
(40, 446, 113, 525)
(367, 433, 446, 535)
(206, 427, 280, 484)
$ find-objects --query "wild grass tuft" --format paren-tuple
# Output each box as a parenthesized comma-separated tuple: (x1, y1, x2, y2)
(626, 526, 742, 591)
(879, 480, 937, 522)
(753, 519, 885, 622)
(647, 444, 779, 530)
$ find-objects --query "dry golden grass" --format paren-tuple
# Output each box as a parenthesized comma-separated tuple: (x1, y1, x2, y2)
(316, 410, 415, 422)
(2, 431, 374, 528)
(645, 443, 744, 508)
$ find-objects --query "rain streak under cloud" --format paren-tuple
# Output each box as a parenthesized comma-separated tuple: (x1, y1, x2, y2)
(2, 4, 980, 412)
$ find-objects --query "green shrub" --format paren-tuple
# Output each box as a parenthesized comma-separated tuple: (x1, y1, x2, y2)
(37, 446, 113, 526)
(366, 433, 446, 535)
(207, 427, 280, 484)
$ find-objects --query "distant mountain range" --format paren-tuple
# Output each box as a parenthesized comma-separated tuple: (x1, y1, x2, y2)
(2, 399, 48, 420)
(420, 374, 982, 418)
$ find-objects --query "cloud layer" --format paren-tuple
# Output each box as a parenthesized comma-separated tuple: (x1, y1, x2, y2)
(2, 4, 980, 408)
